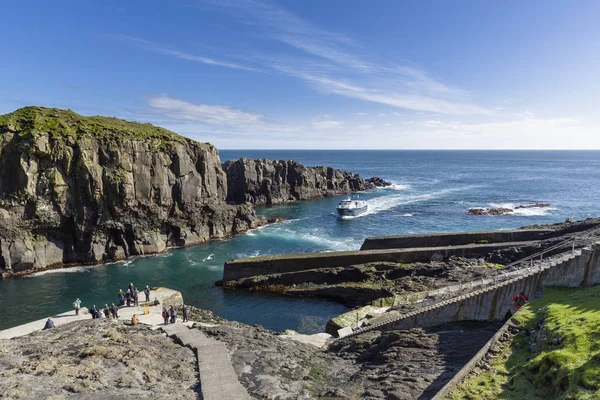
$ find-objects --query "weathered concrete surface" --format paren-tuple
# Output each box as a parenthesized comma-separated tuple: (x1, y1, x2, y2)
(160, 324, 250, 400)
(223, 241, 540, 281)
(360, 229, 553, 250)
(0, 287, 182, 340)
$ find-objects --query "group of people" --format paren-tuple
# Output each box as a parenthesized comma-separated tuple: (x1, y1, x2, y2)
(117, 284, 151, 307)
(89, 304, 120, 320)
(44, 282, 190, 331)
(162, 304, 189, 325)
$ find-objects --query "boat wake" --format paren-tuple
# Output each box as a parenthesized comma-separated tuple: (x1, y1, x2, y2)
(340, 187, 474, 220)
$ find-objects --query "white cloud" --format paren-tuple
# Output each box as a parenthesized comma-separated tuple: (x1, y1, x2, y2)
(311, 116, 344, 129)
(351, 112, 368, 116)
(357, 124, 373, 130)
(114, 35, 261, 72)
(143, 94, 299, 134)
(377, 113, 386, 117)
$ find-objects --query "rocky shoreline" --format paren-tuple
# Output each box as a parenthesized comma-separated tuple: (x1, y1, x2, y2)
(0, 107, 387, 277)
(0, 303, 503, 400)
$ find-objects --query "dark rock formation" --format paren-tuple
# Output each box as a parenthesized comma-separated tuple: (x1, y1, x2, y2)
(0, 107, 263, 276)
(469, 203, 551, 216)
(222, 157, 389, 205)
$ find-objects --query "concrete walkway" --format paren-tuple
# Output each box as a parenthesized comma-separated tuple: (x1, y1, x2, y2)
(160, 324, 251, 400)
(0, 287, 183, 340)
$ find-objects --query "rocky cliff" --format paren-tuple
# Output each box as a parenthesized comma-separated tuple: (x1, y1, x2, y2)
(0, 107, 261, 275)
(223, 157, 384, 205)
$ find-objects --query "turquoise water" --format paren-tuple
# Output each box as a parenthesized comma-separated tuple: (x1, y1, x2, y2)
(1, 150, 599, 332)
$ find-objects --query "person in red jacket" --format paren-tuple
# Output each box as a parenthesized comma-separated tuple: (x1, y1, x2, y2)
(513, 292, 529, 309)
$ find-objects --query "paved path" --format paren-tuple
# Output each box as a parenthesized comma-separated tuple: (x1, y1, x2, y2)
(160, 324, 251, 400)
(0, 287, 183, 340)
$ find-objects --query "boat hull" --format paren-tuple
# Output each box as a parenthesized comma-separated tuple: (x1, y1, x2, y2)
(337, 205, 368, 217)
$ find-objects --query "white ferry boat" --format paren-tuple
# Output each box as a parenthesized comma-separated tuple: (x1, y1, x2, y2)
(336, 197, 368, 217)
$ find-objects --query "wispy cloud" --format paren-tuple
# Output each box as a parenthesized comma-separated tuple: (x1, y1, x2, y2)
(114, 35, 262, 72)
(311, 116, 344, 129)
(195, 0, 489, 115)
(143, 94, 299, 134)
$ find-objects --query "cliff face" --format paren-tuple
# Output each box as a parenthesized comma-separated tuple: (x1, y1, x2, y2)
(223, 157, 373, 205)
(0, 107, 260, 275)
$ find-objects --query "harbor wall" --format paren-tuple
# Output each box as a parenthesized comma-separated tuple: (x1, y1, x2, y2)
(222, 241, 539, 281)
(376, 246, 599, 332)
(360, 229, 553, 251)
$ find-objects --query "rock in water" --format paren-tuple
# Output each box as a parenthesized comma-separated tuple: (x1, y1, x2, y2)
(222, 157, 390, 205)
(0, 107, 262, 275)
(468, 203, 551, 216)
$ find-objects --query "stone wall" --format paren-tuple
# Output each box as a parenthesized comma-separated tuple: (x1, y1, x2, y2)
(222, 241, 540, 282)
(370, 245, 600, 333)
(360, 229, 553, 250)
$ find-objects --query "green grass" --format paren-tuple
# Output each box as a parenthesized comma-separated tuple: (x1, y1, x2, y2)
(0, 106, 188, 144)
(446, 285, 600, 400)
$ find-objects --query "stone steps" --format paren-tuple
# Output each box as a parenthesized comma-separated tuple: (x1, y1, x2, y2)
(160, 324, 250, 400)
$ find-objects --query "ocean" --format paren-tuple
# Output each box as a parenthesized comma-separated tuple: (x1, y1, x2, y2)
(0, 150, 598, 332)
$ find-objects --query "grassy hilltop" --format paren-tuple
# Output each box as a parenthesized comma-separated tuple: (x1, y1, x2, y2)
(447, 285, 600, 400)
(0, 106, 188, 144)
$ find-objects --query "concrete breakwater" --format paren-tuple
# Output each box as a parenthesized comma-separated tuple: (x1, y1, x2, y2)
(359, 229, 554, 250)
(223, 240, 540, 281)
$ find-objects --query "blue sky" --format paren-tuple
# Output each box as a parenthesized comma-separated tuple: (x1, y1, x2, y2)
(1, 0, 599, 149)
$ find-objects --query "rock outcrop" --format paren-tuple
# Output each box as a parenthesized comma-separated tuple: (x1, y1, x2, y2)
(0, 107, 262, 275)
(468, 203, 551, 216)
(222, 157, 388, 205)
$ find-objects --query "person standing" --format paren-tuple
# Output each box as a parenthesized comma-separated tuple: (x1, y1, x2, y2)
(162, 309, 169, 325)
(134, 287, 139, 307)
(73, 298, 81, 316)
(182, 305, 189, 323)
(110, 304, 118, 319)
(90, 305, 97, 319)
(144, 286, 150, 303)
(169, 306, 176, 324)
(103, 304, 111, 319)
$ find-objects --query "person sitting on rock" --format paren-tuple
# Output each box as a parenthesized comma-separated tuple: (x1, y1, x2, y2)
(95, 309, 103, 319)
(131, 314, 139, 326)
(43, 318, 55, 330)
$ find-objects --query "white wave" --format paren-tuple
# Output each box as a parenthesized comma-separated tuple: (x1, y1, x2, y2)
(488, 202, 557, 216)
(202, 254, 214, 262)
(236, 250, 262, 259)
(27, 266, 90, 277)
(377, 183, 411, 191)
(401, 213, 414, 217)
(252, 226, 359, 251)
(511, 207, 557, 216)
